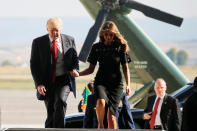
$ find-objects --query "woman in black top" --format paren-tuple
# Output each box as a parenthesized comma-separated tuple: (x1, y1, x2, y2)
(79, 21, 131, 129)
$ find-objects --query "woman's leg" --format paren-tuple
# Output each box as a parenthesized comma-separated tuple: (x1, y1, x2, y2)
(96, 99, 106, 128)
(107, 108, 117, 129)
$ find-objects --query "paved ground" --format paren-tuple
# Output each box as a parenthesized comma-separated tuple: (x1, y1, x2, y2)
(0, 89, 83, 128)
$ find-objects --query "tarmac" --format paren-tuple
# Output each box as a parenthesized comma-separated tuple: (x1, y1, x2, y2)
(0, 89, 83, 129)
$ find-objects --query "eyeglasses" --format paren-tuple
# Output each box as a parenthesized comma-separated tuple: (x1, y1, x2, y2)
(104, 32, 114, 37)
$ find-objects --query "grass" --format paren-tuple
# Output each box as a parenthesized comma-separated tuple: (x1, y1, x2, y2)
(0, 65, 197, 90)
(0, 66, 97, 90)
(0, 79, 34, 89)
(179, 65, 197, 81)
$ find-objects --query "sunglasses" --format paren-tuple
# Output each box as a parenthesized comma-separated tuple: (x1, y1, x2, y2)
(104, 32, 114, 37)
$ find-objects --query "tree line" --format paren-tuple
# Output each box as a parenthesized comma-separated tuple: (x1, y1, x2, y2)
(166, 48, 188, 65)
(0, 48, 189, 66)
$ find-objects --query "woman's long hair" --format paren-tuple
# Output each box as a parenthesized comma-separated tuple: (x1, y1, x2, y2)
(98, 21, 129, 53)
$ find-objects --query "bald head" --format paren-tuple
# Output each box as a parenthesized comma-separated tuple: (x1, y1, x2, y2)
(154, 78, 167, 97)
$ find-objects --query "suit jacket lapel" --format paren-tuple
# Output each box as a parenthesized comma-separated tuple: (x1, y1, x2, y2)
(149, 95, 156, 112)
(61, 34, 72, 54)
(44, 35, 51, 64)
(151, 95, 156, 107)
(160, 94, 168, 115)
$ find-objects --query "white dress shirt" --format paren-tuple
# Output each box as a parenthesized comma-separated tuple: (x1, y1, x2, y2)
(152, 94, 165, 126)
(49, 36, 66, 76)
(49, 37, 63, 53)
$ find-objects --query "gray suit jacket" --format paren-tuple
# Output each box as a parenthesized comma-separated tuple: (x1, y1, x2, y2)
(30, 34, 79, 99)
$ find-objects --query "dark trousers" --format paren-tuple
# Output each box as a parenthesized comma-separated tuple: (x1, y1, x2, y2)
(44, 74, 70, 128)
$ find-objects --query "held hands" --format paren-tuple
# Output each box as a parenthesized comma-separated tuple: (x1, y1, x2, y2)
(126, 85, 131, 96)
(143, 112, 152, 120)
(70, 69, 79, 77)
(37, 85, 46, 96)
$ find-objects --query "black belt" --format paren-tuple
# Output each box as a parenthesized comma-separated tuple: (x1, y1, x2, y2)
(154, 125, 162, 129)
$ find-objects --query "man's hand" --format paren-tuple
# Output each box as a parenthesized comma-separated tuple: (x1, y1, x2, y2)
(37, 85, 46, 96)
(70, 69, 79, 77)
(126, 85, 131, 96)
(143, 112, 152, 120)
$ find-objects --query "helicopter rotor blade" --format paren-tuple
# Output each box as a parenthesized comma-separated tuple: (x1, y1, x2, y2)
(78, 8, 109, 62)
(119, 0, 183, 27)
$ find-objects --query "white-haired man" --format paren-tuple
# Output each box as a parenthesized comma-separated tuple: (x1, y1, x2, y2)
(143, 78, 181, 131)
(30, 17, 79, 128)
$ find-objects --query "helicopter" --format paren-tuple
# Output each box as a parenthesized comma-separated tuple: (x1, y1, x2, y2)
(78, 0, 189, 108)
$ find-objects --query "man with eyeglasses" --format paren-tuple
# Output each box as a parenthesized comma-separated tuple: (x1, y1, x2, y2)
(30, 17, 79, 128)
(143, 78, 181, 131)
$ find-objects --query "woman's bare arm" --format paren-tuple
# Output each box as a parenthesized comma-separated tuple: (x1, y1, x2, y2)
(122, 63, 131, 96)
(79, 64, 96, 76)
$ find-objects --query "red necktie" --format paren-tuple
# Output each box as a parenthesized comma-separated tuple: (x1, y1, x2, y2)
(150, 97, 161, 130)
(51, 40, 58, 83)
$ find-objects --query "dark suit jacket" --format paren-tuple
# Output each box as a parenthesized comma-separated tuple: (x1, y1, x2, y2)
(83, 94, 98, 128)
(144, 94, 181, 131)
(30, 34, 79, 99)
(116, 93, 135, 129)
(181, 91, 197, 131)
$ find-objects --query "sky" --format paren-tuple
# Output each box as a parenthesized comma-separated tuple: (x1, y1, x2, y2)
(0, 0, 196, 18)
(0, 0, 196, 65)
(0, 0, 197, 44)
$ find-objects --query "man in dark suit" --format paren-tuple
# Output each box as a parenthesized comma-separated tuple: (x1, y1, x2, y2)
(181, 76, 197, 131)
(143, 78, 181, 131)
(30, 17, 79, 128)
